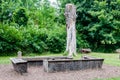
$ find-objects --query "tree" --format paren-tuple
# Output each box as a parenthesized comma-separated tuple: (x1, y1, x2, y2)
(60, 0, 120, 52)
(0, 0, 66, 53)
(65, 4, 77, 57)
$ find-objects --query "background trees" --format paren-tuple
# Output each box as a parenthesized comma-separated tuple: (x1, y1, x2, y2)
(60, 0, 120, 52)
(0, 0, 120, 54)
(0, 0, 65, 54)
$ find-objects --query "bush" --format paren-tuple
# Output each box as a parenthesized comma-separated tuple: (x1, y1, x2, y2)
(0, 24, 23, 52)
(19, 26, 48, 53)
(46, 25, 66, 53)
(13, 8, 28, 26)
(77, 34, 90, 50)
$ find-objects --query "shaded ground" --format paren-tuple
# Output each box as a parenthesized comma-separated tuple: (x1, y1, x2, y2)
(0, 64, 120, 80)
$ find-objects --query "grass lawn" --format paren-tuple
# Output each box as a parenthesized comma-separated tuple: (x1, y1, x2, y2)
(94, 77, 120, 80)
(0, 56, 13, 64)
(89, 52, 120, 67)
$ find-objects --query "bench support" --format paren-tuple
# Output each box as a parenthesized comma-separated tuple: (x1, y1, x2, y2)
(11, 58, 27, 74)
(43, 58, 104, 72)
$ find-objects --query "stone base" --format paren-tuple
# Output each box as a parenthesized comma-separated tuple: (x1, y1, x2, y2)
(22, 56, 72, 67)
(11, 56, 72, 74)
(43, 58, 104, 73)
(11, 58, 27, 74)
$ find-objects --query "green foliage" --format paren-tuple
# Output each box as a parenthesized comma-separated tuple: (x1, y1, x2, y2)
(1, 0, 120, 54)
(46, 25, 66, 53)
(77, 34, 90, 49)
(0, 0, 66, 54)
(0, 1, 12, 23)
(13, 8, 28, 26)
(60, 0, 120, 52)
(22, 26, 49, 53)
(0, 23, 66, 54)
(0, 23, 23, 52)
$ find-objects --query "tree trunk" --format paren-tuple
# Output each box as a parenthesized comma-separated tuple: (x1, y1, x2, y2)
(64, 4, 77, 57)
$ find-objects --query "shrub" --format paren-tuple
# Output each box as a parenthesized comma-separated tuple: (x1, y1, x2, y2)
(19, 26, 48, 53)
(13, 8, 28, 26)
(46, 25, 66, 53)
(77, 34, 90, 50)
(0, 24, 23, 52)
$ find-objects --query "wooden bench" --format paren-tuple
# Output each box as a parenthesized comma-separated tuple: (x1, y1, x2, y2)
(10, 58, 27, 74)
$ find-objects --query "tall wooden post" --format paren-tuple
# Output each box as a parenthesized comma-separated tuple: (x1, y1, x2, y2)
(64, 4, 77, 57)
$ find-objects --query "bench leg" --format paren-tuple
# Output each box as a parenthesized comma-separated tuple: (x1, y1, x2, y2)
(13, 63, 27, 74)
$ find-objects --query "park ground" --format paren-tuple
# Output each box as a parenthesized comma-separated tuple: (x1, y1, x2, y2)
(0, 52, 120, 80)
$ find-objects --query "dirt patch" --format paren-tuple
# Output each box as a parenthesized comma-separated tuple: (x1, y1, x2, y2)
(0, 64, 120, 80)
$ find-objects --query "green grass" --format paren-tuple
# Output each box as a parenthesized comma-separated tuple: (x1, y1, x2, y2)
(89, 52, 120, 66)
(106, 77, 120, 80)
(0, 56, 13, 64)
(93, 77, 120, 80)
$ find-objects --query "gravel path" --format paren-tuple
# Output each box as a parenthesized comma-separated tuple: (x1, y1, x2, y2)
(0, 64, 120, 80)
